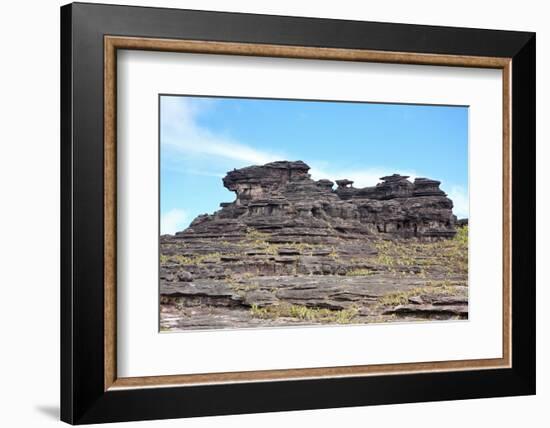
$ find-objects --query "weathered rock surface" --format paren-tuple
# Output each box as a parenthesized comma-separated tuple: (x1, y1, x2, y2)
(160, 160, 468, 331)
(160, 274, 468, 330)
(176, 160, 457, 243)
(383, 294, 468, 319)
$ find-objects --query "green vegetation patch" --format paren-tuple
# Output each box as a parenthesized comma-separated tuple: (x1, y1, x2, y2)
(250, 303, 358, 324)
(377, 280, 461, 306)
(368, 226, 468, 275)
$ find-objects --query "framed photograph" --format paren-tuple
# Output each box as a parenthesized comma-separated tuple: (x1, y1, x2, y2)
(60, 2, 535, 424)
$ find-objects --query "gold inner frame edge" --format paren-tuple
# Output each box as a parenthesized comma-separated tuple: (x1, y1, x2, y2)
(104, 36, 512, 391)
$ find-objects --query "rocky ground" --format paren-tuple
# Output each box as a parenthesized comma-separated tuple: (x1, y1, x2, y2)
(160, 160, 467, 331)
(160, 227, 468, 331)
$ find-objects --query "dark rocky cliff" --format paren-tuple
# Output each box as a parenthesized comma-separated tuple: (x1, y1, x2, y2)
(176, 160, 457, 242)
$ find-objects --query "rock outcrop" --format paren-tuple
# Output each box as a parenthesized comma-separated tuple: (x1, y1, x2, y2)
(160, 160, 467, 331)
(176, 160, 456, 243)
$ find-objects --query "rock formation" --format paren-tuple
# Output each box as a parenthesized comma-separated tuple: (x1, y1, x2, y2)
(160, 161, 467, 331)
(176, 160, 457, 243)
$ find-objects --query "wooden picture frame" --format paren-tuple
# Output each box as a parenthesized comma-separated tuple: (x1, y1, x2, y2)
(61, 2, 535, 424)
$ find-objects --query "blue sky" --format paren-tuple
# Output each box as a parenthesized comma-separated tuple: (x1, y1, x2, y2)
(160, 95, 469, 234)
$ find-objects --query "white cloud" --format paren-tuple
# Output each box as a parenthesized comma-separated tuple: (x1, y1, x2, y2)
(160, 208, 188, 235)
(447, 186, 469, 219)
(161, 97, 420, 188)
(160, 96, 468, 220)
(161, 97, 282, 167)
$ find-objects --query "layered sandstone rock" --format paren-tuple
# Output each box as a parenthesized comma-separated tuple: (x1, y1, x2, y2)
(160, 161, 467, 331)
(176, 160, 456, 242)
